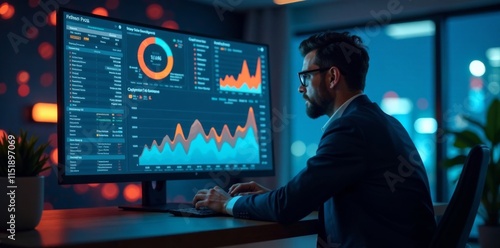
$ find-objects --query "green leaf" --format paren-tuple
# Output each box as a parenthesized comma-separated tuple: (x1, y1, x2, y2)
(441, 154, 467, 168)
(485, 99, 500, 146)
(462, 115, 486, 133)
(451, 130, 484, 148)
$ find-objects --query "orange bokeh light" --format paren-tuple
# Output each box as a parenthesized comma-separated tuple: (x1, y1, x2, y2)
(0, 3, 9, 15)
(40, 72, 54, 87)
(162, 20, 179, 30)
(88, 183, 100, 187)
(32, 102, 57, 123)
(0, 82, 6, 94)
(49, 10, 56, 26)
(18, 84, 30, 97)
(106, 0, 120, 9)
(0, 3, 14, 20)
(50, 148, 58, 165)
(92, 7, 108, 17)
(17, 71, 30, 84)
(124, 184, 141, 202)
(74, 184, 90, 194)
(146, 4, 163, 20)
(39, 42, 54, 60)
(101, 183, 119, 200)
(0, 129, 6, 141)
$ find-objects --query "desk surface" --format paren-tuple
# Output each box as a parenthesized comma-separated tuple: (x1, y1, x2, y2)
(0, 207, 319, 248)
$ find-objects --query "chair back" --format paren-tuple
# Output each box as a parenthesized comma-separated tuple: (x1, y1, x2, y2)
(429, 144, 490, 248)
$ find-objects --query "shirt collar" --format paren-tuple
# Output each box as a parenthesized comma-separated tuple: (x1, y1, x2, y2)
(321, 93, 364, 132)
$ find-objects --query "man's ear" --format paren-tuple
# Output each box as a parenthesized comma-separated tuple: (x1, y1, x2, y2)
(328, 67, 340, 89)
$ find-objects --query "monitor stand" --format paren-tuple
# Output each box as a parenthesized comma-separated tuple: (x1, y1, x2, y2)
(118, 181, 192, 212)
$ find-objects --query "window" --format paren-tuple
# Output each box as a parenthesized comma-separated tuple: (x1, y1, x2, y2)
(445, 10, 500, 238)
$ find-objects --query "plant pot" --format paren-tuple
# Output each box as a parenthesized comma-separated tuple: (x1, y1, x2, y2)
(0, 176, 44, 232)
(478, 225, 500, 248)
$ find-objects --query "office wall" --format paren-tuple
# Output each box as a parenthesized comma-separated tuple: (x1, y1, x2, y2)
(0, 0, 245, 209)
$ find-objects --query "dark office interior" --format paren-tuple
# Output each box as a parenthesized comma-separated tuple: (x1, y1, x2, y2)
(1, 0, 500, 247)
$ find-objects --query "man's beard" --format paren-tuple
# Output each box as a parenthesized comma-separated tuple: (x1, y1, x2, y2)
(306, 97, 330, 119)
(305, 77, 332, 119)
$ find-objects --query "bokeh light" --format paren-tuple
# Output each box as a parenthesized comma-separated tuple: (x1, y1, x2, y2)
(146, 4, 163, 20)
(306, 143, 318, 157)
(92, 7, 109, 17)
(0, 3, 9, 15)
(88, 183, 100, 187)
(48, 10, 56, 26)
(17, 71, 30, 84)
(162, 20, 179, 30)
(0, 82, 6, 95)
(38, 42, 54, 60)
(124, 184, 141, 202)
(26, 27, 39, 39)
(0, 3, 14, 20)
(470, 77, 484, 89)
(417, 98, 429, 110)
(18, 84, 30, 97)
(106, 0, 120, 9)
(74, 184, 90, 194)
(40, 72, 54, 87)
(0, 129, 6, 140)
(29, 0, 40, 8)
(383, 91, 399, 98)
(48, 133, 57, 148)
(101, 183, 119, 200)
(50, 148, 58, 165)
(291, 140, 306, 157)
(469, 60, 486, 77)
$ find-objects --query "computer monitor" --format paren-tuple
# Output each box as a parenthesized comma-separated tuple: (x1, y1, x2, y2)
(57, 8, 274, 211)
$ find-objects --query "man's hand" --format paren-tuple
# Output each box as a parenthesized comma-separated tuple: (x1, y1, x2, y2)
(228, 181, 271, 196)
(193, 186, 231, 214)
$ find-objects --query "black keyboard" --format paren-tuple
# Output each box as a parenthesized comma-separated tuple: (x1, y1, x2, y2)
(167, 207, 224, 217)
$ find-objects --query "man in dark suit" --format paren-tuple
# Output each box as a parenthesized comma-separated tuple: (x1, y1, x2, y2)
(193, 31, 436, 247)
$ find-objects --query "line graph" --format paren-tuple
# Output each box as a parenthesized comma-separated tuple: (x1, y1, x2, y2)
(138, 107, 260, 165)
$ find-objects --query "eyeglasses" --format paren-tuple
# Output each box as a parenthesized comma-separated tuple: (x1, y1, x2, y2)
(298, 67, 331, 87)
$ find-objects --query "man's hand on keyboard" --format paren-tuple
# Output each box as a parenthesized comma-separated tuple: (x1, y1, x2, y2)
(193, 186, 231, 214)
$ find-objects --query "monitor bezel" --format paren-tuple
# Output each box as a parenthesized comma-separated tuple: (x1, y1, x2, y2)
(56, 7, 275, 184)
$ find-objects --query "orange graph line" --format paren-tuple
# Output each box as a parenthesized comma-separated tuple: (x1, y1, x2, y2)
(145, 107, 258, 154)
(219, 57, 261, 90)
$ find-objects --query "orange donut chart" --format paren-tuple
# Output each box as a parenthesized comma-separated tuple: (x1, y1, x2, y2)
(137, 37, 174, 80)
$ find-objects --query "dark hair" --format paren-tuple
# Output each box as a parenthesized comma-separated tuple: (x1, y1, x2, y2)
(299, 31, 369, 91)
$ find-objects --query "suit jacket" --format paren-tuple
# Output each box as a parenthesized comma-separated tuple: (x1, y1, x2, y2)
(232, 95, 437, 247)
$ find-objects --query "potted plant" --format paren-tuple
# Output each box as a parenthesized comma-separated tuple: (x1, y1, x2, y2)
(443, 98, 500, 248)
(0, 129, 51, 233)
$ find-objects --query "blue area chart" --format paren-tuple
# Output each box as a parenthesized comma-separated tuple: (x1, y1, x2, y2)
(139, 108, 260, 165)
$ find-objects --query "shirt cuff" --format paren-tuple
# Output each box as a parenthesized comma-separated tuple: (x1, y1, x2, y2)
(225, 195, 241, 216)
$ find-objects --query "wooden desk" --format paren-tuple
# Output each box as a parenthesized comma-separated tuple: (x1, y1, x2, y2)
(0, 207, 319, 248)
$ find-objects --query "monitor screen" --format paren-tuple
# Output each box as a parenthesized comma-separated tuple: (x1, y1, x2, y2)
(56, 8, 275, 204)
